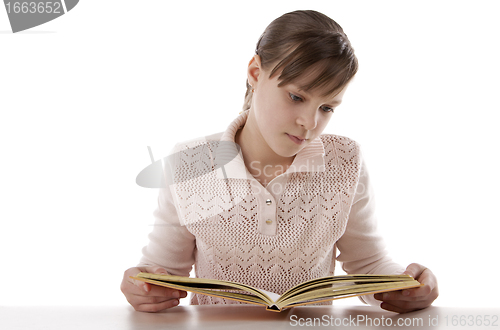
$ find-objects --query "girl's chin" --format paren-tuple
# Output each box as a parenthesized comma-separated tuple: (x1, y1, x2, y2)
(270, 144, 304, 159)
(261, 135, 307, 160)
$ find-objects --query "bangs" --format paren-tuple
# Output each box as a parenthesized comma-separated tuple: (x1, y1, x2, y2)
(268, 32, 358, 98)
(243, 10, 358, 111)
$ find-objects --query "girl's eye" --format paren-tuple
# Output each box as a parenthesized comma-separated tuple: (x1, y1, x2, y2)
(289, 92, 335, 113)
(289, 93, 303, 102)
(321, 106, 334, 113)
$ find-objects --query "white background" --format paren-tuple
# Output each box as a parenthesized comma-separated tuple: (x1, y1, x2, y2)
(1, 0, 499, 308)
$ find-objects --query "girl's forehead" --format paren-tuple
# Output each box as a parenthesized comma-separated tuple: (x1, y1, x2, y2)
(274, 60, 349, 99)
(290, 82, 347, 103)
(281, 72, 346, 99)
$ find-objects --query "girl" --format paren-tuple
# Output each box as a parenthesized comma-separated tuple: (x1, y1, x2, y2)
(121, 10, 438, 314)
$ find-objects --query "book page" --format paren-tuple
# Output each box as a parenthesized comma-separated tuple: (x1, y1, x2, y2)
(257, 289, 280, 304)
(278, 280, 423, 310)
(131, 273, 277, 305)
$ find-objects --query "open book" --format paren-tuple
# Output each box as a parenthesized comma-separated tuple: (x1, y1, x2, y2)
(130, 272, 423, 312)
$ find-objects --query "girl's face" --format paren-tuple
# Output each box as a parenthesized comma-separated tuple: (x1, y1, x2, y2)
(248, 56, 348, 160)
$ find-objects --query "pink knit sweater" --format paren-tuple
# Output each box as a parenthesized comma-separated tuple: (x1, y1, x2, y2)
(138, 110, 404, 306)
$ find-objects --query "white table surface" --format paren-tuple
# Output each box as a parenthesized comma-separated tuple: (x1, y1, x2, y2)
(1, 304, 499, 329)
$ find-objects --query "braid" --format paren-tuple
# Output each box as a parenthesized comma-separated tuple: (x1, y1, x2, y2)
(242, 79, 253, 111)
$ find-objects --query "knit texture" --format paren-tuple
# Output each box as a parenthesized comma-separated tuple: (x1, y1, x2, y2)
(139, 110, 404, 306)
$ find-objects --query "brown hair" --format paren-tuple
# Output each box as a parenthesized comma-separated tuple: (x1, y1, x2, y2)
(243, 10, 358, 110)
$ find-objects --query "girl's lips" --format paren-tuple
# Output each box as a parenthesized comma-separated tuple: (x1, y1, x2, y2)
(287, 133, 305, 145)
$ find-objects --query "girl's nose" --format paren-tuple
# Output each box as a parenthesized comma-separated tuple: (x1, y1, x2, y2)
(296, 108, 318, 131)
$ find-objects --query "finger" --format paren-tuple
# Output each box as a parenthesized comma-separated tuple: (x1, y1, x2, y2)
(126, 289, 181, 312)
(136, 266, 169, 292)
(131, 279, 153, 294)
(403, 263, 427, 280)
(380, 301, 409, 313)
(122, 276, 153, 296)
(402, 268, 437, 299)
(374, 290, 419, 302)
(375, 288, 438, 313)
(147, 284, 188, 299)
(401, 283, 432, 299)
(124, 268, 151, 292)
(127, 266, 169, 292)
(125, 286, 187, 307)
(374, 285, 432, 302)
(123, 266, 188, 307)
(126, 278, 188, 300)
(135, 298, 181, 313)
(143, 266, 169, 275)
(380, 299, 433, 314)
(135, 267, 188, 298)
(126, 291, 171, 306)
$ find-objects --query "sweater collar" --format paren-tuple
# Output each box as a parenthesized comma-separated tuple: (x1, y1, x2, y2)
(216, 110, 325, 180)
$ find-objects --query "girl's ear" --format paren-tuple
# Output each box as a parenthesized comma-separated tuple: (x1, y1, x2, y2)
(247, 55, 262, 87)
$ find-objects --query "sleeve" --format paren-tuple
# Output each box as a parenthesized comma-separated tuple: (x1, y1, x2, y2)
(137, 146, 196, 277)
(335, 152, 405, 305)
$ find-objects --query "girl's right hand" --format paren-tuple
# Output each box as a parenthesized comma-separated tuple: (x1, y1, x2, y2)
(120, 266, 188, 312)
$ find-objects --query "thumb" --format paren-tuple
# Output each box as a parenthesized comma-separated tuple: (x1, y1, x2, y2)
(133, 266, 169, 292)
(145, 266, 169, 275)
(403, 263, 427, 280)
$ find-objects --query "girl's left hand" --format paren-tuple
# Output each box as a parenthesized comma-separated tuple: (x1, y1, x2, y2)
(374, 263, 439, 313)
